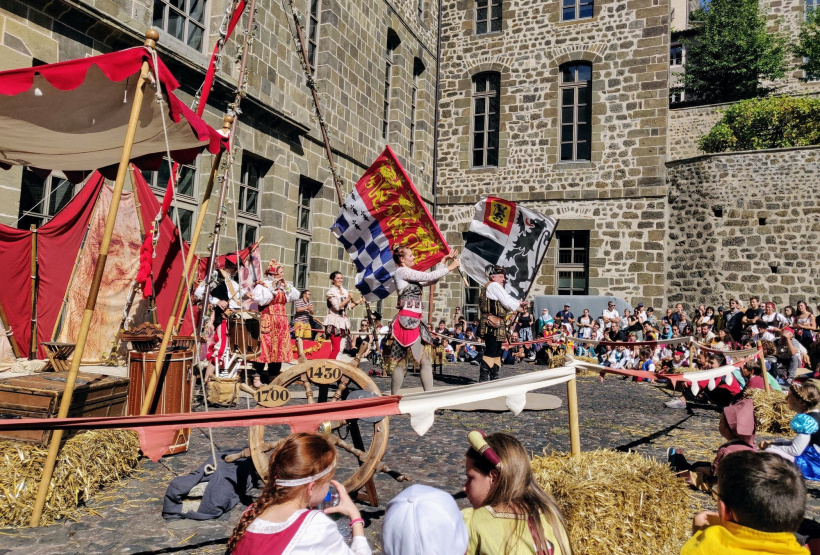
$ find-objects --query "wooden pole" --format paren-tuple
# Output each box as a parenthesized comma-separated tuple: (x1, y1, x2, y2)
(0, 297, 21, 358)
(29, 224, 38, 359)
(140, 141, 228, 416)
(566, 377, 581, 460)
(758, 341, 771, 392)
(29, 31, 157, 528)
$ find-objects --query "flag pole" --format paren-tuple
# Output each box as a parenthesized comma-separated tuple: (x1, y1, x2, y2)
(29, 30, 157, 527)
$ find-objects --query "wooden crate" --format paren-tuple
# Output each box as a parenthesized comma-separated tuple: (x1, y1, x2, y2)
(127, 349, 193, 456)
(0, 372, 128, 445)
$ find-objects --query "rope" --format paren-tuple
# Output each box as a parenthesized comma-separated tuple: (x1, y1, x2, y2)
(149, 48, 219, 474)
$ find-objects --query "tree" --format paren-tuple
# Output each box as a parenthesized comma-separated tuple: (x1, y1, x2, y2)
(793, 6, 820, 81)
(682, 0, 787, 103)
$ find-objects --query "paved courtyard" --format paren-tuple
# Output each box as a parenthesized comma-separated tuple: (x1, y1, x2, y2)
(2, 360, 817, 554)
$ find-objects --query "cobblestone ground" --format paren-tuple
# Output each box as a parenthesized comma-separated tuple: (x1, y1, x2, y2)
(2, 361, 819, 554)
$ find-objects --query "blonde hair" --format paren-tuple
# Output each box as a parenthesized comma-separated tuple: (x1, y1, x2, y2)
(466, 432, 572, 555)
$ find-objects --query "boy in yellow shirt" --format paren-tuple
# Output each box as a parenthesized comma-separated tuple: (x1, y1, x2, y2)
(682, 451, 808, 554)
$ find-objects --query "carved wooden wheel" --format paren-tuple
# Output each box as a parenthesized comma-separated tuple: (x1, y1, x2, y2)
(246, 359, 389, 494)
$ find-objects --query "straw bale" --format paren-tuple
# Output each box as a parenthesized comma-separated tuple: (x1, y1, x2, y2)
(743, 388, 793, 436)
(549, 353, 599, 376)
(0, 430, 139, 527)
(532, 450, 691, 555)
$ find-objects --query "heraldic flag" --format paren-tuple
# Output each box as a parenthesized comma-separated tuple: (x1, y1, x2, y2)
(331, 146, 449, 301)
(461, 197, 558, 299)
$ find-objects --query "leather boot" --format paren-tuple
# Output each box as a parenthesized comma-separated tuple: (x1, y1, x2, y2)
(490, 364, 500, 381)
(479, 359, 491, 382)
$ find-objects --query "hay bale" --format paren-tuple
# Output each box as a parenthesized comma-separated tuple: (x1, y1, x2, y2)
(0, 429, 140, 527)
(743, 388, 793, 435)
(532, 450, 691, 555)
(550, 353, 599, 377)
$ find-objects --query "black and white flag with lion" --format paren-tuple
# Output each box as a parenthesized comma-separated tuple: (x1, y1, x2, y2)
(461, 197, 558, 299)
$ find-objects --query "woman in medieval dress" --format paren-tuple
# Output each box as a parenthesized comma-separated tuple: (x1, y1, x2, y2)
(253, 260, 300, 381)
(325, 271, 363, 360)
(387, 245, 461, 394)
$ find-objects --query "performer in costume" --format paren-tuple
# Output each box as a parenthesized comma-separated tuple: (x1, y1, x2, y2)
(324, 271, 363, 360)
(194, 253, 251, 383)
(387, 246, 461, 394)
(253, 259, 301, 378)
(479, 265, 528, 382)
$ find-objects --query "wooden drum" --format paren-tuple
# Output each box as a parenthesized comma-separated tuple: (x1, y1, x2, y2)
(227, 311, 261, 357)
(127, 349, 194, 456)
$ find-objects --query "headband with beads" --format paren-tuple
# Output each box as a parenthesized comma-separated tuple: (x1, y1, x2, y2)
(791, 382, 818, 407)
(468, 430, 502, 470)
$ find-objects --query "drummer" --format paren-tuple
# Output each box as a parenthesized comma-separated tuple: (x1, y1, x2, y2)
(195, 253, 251, 384)
(252, 259, 300, 382)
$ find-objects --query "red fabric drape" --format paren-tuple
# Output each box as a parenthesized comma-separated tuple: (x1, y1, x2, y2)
(0, 174, 106, 358)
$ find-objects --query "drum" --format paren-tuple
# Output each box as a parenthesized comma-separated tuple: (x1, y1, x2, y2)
(228, 311, 261, 357)
(127, 349, 194, 456)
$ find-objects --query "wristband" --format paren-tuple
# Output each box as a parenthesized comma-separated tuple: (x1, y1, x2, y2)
(349, 517, 364, 528)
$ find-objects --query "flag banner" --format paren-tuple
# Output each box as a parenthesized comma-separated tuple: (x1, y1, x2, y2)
(461, 197, 558, 299)
(331, 145, 449, 301)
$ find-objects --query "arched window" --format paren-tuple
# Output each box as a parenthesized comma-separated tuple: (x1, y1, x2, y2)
(472, 72, 501, 167)
(559, 63, 592, 162)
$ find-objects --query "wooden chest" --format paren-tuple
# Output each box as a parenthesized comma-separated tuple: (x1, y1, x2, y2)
(127, 349, 193, 456)
(0, 372, 129, 445)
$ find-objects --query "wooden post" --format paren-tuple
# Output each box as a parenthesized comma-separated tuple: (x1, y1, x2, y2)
(0, 297, 21, 358)
(29, 31, 157, 528)
(566, 377, 581, 460)
(140, 139, 228, 416)
(29, 224, 38, 359)
(758, 341, 771, 392)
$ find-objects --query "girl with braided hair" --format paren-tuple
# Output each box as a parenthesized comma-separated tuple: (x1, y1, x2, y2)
(463, 431, 571, 555)
(226, 433, 371, 555)
(761, 380, 820, 481)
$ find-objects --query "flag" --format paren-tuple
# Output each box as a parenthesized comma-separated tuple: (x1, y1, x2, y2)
(331, 146, 449, 301)
(461, 197, 558, 299)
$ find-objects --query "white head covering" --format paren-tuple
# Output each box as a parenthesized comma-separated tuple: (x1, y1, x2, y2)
(382, 484, 468, 555)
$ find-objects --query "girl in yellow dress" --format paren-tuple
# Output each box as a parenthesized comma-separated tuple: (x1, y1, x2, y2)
(462, 431, 572, 555)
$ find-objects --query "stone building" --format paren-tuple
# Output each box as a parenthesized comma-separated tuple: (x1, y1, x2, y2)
(432, 0, 820, 321)
(0, 0, 439, 322)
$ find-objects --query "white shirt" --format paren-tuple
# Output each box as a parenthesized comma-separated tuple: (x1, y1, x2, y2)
(602, 309, 619, 329)
(394, 264, 449, 294)
(194, 278, 243, 310)
(252, 279, 300, 307)
(246, 509, 371, 555)
(485, 281, 520, 312)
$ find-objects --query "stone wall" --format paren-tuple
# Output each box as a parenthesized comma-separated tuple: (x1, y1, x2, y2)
(667, 102, 729, 161)
(665, 146, 820, 308)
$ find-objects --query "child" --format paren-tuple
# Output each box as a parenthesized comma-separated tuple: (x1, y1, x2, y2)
(463, 431, 572, 555)
(443, 339, 455, 362)
(668, 399, 756, 491)
(681, 451, 807, 555)
(739, 359, 782, 392)
(382, 484, 468, 555)
(762, 380, 820, 481)
(227, 434, 371, 555)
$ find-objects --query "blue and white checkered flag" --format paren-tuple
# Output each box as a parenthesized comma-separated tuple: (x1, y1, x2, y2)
(331, 193, 397, 301)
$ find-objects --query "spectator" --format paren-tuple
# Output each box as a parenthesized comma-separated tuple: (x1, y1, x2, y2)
(668, 398, 756, 492)
(739, 359, 782, 392)
(463, 431, 571, 555)
(226, 434, 371, 555)
(442, 339, 455, 363)
(710, 328, 735, 351)
(554, 303, 575, 335)
(783, 305, 796, 326)
(660, 323, 673, 340)
(723, 299, 744, 343)
(604, 344, 629, 369)
(682, 323, 695, 338)
(576, 308, 594, 339)
(760, 302, 788, 342)
(467, 320, 479, 335)
(382, 484, 468, 555)
(591, 321, 604, 341)
(501, 332, 525, 365)
(536, 308, 553, 336)
(602, 300, 619, 330)
(293, 289, 315, 339)
(696, 306, 715, 330)
(435, 319, 449, 337)
(695, 323, 716, 345)
(635, 303, 647, 326)
(671, 325, 681, 339)
(794, 300, 816, 351)
(643, 321, 658, 341)
(762, 381, 820, 480)
(575, 341, 596, 358)
(451, 324, 465, 359)
(663, 349, 689, 373)
(607, 322, 627, 342)
(459, 330, 481, 365)
(681, 451, 807, 555)
(671, 303, 686, 328)
(741, 296, 764, 339)
(645, 306, 656, 327)
(449, 306, 463, 330)
(773, 328, 802, 384)
(517, 306, 534, 345)
(662, 308, 675, 327)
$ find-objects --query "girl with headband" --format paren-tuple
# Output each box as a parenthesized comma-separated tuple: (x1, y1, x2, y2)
(226, 433, 371, 554)
(463, 431, 572, 555)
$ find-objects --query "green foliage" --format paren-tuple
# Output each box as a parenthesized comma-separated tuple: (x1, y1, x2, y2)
(698, 96, 820, 152)
(793, 7, 820, 81)
(682, 0, 787, 103)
